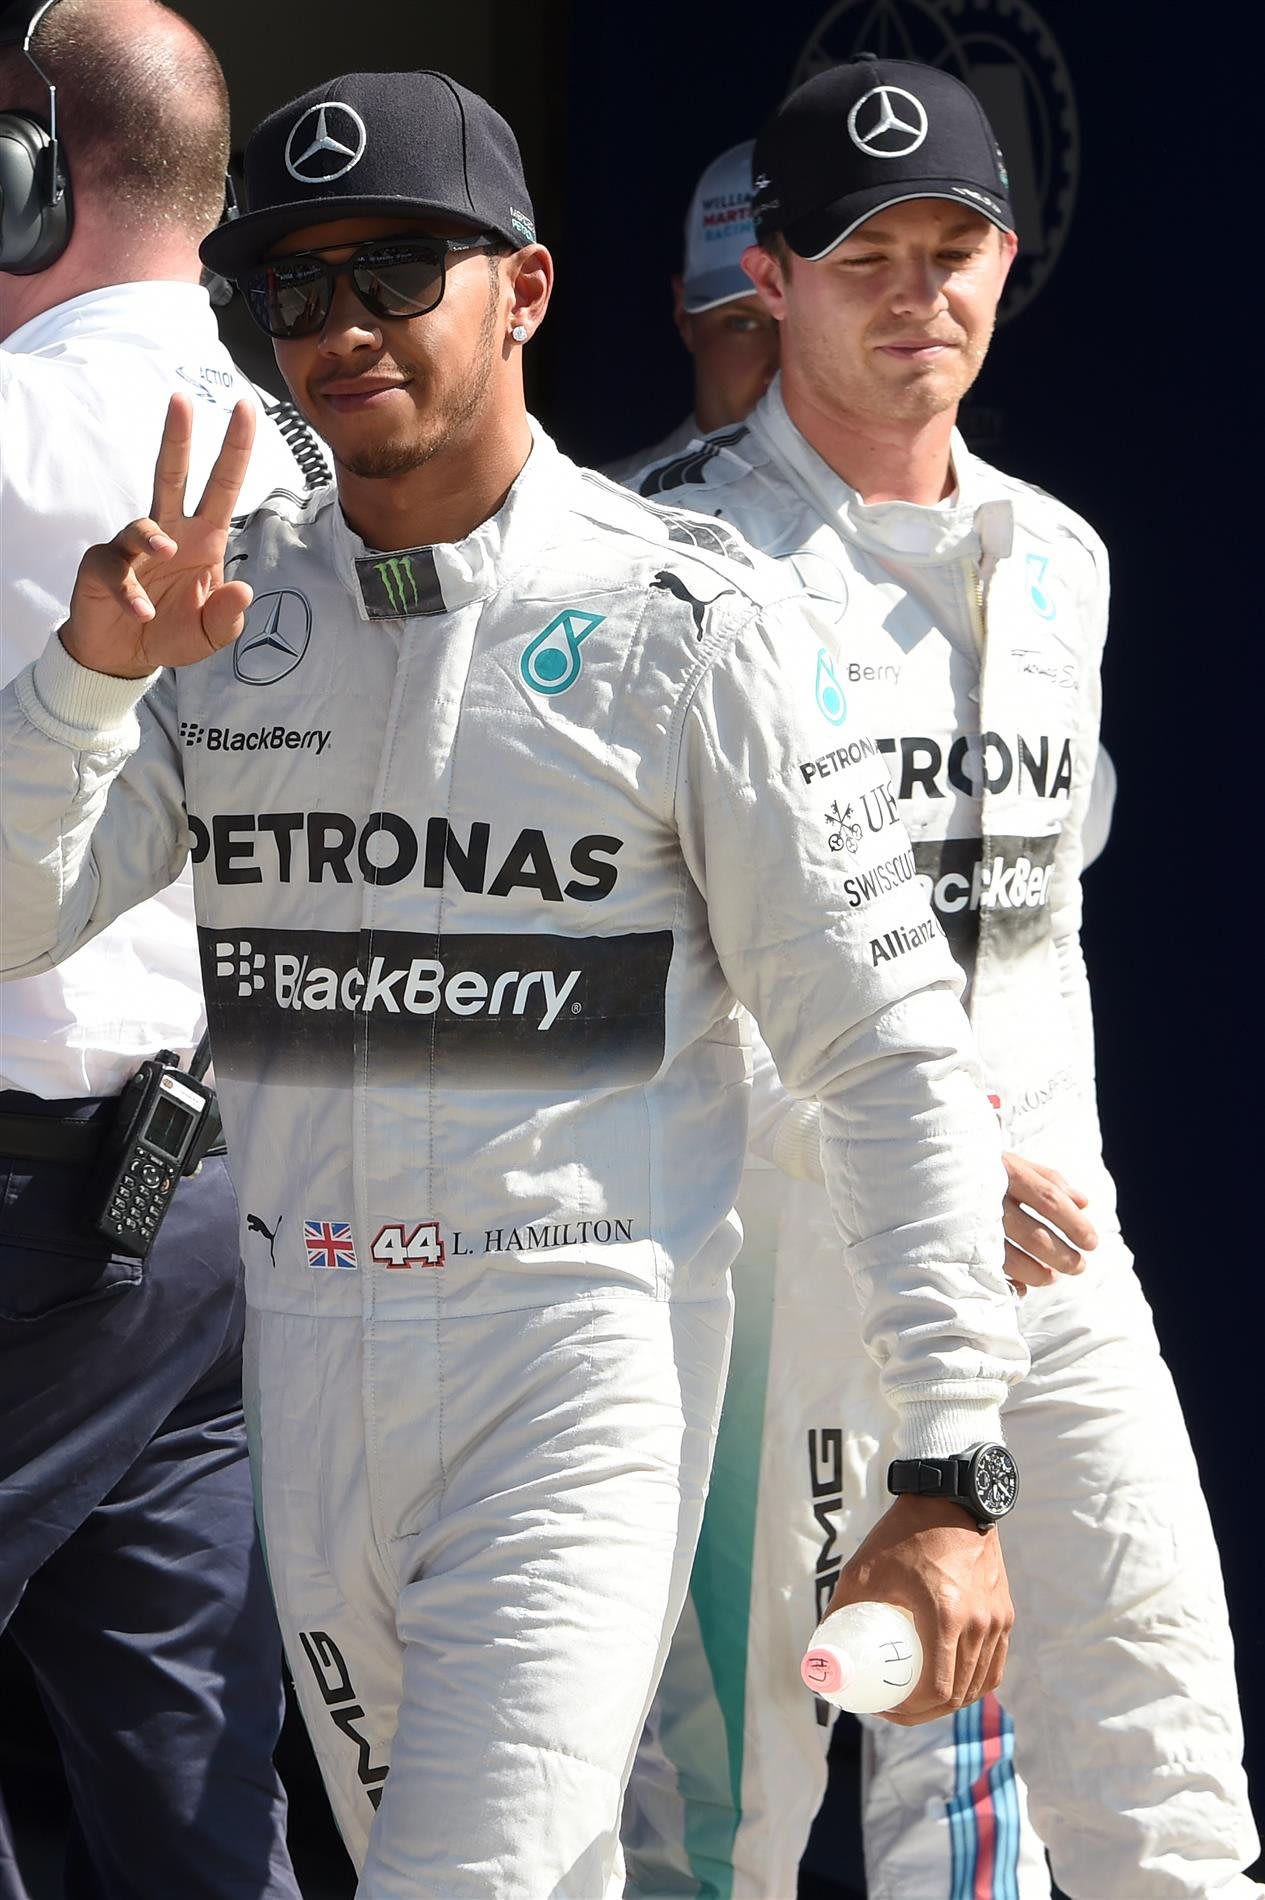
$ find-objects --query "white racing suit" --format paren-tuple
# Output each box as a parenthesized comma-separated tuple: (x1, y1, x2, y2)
(0, 427, 1027, 1900)
(622, 385, 1259, 1900)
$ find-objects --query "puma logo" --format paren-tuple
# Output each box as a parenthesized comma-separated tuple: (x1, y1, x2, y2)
(246, 1212, 281, 1269)
(651, 569, 735, 642)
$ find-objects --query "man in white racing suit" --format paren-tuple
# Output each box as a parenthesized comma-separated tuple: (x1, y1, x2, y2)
(623, 55, 1259, 1900)
(0, 68, 1033, 1900)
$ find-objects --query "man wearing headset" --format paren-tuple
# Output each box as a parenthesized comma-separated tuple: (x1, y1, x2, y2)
(0, 2, 317, 1892)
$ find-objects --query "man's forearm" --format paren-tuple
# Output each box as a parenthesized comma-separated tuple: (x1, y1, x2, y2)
(0, 637, 178, 978)
(815, 988, 1025, 1458)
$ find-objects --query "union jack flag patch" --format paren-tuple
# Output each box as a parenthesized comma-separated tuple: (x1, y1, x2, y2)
(303, 1220, 358, 1272)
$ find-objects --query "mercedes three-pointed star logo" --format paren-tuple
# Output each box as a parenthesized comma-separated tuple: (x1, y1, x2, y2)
(284, 101, 368, 185)
(232, 590, 313, 685)
(847, 85, 929, 160)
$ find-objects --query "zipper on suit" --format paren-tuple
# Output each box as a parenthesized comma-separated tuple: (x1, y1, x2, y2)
(966, 554, 996, 1047)
(966, 560, 987, 648)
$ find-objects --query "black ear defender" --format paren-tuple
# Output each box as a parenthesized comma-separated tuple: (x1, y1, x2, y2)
(0, 0, 73, 273)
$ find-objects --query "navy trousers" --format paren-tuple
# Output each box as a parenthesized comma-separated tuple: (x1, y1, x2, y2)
(0, 1094, 299, 1900)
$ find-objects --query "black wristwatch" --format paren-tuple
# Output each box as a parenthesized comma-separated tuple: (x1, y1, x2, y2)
(887, 1442, 1019, 1531)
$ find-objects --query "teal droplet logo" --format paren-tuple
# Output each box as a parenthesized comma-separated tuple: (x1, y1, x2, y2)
(815, 648, 847, 726)
(1025, 553, 1056, 621)
(521, 609, 606, 695)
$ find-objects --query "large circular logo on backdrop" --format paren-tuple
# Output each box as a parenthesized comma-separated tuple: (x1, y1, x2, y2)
(792, 0, 1078, 324)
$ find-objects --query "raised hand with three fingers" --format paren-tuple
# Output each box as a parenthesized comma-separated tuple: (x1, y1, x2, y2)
(59, 392, 257, 681)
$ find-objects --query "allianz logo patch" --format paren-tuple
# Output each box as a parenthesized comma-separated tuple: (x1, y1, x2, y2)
(179, 721, 332, 756)
(210, 936, 580, 1030)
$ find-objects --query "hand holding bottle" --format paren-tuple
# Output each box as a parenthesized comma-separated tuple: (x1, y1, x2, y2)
(814, 1494, 1012, 1726)
(801, 1601, 924, 1714)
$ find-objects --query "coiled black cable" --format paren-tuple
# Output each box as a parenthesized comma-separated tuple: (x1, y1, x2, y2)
(253, 385, 332, 493)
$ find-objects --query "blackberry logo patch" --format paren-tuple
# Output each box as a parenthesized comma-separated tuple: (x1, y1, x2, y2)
(912, 834, 1059, 984)
(198, 926, 673, 1089)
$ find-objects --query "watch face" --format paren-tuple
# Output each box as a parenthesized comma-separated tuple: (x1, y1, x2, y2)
(972, 1444, 1019, 1518)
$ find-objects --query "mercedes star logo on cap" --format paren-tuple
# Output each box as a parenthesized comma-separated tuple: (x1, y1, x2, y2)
(233, 590, 313, 685)
(284, 101, 368, 185)
(847, 85, 929, 159)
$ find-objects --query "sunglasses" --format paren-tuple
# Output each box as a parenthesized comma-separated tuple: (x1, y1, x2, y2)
(235, 232, 501, 339)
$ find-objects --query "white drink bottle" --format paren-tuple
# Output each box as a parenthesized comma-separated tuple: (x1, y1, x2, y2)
(800, 1601, 924, 1715)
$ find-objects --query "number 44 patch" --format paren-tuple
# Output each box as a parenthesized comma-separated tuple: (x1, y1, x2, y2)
(371, 1222, 445, 1270)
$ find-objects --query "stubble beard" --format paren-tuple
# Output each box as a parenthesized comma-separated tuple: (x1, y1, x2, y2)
(334, 274, 501, 482)
(805, 316, 994, 429)
(865, 317, 995, 425)
(875, 371, 971, 425)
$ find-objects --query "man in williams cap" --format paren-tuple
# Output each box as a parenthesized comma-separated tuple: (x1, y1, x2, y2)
(0, 66, 1035, 1896)
(604, 140, 778, 485)
(626, 54, 1258, 1900)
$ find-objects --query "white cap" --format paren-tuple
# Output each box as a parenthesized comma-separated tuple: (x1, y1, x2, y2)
(681, 139, 756, 313)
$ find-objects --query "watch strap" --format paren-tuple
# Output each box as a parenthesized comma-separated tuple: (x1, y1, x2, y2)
(887, 1455, 969, 1497)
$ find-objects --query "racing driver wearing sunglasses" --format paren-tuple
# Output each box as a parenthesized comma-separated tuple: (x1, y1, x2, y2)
(0, 67, 1029, 1898)
(237, 230, 505, 340)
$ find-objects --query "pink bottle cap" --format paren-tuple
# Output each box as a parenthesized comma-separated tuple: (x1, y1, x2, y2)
(800, 1646, 853, 1696)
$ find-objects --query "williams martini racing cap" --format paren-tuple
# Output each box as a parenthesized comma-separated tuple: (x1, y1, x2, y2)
(200, 69, 536, 275)
(681, 140, 757, 312)
(752, 54, 1013, 260)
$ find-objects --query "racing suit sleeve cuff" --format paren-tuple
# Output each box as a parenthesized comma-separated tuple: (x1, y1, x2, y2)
(890, 1398, 1007, 1459)
(23, 631, 159, 747)
(771, 1099, 825, 1183)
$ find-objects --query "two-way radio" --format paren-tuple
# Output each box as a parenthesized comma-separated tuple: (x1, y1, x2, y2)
(91, 1035, 221, 1257)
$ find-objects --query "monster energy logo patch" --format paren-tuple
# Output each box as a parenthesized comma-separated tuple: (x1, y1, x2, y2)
(355, 549, 444, 620)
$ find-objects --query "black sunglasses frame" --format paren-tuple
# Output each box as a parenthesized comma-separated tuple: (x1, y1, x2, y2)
(234, 232, 502, 339)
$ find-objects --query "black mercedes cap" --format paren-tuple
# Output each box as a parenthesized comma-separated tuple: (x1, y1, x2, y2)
(200, 69, 537, 275)
(752, 55, 1013, 260)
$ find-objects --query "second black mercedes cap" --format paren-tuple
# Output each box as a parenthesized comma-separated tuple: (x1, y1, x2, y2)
(752, 55, 1013, 259)
(201, 69, 537, 276)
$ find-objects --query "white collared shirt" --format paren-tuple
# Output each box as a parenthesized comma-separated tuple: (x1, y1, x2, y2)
(1, 280, 311, 1095)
